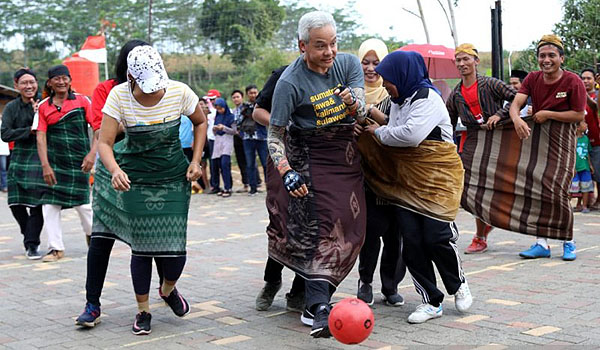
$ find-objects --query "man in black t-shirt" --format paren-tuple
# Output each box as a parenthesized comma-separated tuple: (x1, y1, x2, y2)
(252, 66, 307, 316)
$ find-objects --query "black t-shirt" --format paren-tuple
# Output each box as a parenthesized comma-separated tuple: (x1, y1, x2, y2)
(255, 65, 288, 113)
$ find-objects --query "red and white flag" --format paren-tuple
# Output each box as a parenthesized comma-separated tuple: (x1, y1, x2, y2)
(79, 35, 107, 63)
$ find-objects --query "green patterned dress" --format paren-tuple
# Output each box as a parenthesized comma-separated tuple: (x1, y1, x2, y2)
(92, 119, 191, 256)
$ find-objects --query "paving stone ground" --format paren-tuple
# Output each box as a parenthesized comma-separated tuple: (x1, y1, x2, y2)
(1, 186, 600, 349)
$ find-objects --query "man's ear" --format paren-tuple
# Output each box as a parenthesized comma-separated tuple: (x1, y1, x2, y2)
(299, 40, 306, 54)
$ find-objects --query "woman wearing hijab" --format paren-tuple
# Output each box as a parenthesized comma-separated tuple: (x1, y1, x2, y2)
(361, 51, 472, 324)
(93, 45, 207, 335)
(355, 39, 406, 307)
(211, 98, 236, 197)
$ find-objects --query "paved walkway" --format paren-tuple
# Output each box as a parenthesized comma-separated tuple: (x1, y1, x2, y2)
(1, 189, 599, 349)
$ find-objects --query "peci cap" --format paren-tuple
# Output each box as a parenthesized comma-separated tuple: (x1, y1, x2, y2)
(127, 45, 169, 94)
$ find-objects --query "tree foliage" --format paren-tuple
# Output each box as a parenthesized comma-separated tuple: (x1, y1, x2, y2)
(0, 0, 404, 97)
(554, 0, 600, 71)
(199, 0, 285, 65)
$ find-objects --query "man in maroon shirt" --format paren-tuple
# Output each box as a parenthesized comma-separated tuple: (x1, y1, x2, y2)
(580, 68, 600, 208)
(510, 34, 586, 261)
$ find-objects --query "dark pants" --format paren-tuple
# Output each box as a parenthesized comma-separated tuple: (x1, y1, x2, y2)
(234, 135, 249, 185)
(130, 255, 186, 295)
(358, 191, 406, 296)
(215, 155, 232, 191)
(263, 257, 305, 295)
(208, 140, 221, 190)
(305, 280, 336, 312)
(397, 208, 464, 306)
(243, 139, 268, 191)
(85, 236, 164, 306)
(10, 205, 43, 250)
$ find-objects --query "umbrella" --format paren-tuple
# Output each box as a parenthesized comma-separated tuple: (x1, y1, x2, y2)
(397, 44, 460, 79)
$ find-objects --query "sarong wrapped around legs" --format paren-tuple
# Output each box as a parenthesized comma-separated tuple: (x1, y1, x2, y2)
(92, 120, 191, 256)
(268, 124, 366, 287)
(42, 109, 91, 206)
(461, 118, 575, 240)
(358, 134, 464, 222)
(7, 135, 46, 206)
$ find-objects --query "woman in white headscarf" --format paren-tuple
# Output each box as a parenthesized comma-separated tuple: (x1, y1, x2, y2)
(355, 38, 407, 307)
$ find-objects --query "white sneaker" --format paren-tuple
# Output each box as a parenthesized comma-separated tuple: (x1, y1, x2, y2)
(454, 281, 473, 313)
(407, 303, 443, 324)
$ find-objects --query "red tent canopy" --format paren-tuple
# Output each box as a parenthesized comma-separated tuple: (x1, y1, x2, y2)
(63, 53, 99, 97)
(398, 44, 460, 79)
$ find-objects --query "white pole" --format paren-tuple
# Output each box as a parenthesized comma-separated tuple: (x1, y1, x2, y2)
(104, 61, 109, 81)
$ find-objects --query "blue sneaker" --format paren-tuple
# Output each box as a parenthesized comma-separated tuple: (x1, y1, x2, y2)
(519, 243, 551, 259)
(75, 302, 101, 328)
(562, 242, 576, 261)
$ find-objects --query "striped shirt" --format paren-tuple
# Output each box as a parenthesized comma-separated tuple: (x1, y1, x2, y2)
(446, 75, 516, 129)
(102, 80, 199, 126)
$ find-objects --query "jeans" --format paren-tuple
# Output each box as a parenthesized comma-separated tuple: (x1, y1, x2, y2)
(0, 155, 7, 189)
(217, 155, 232, 191)
(243, 139, 268, 191)
(208, 140, 221, 190)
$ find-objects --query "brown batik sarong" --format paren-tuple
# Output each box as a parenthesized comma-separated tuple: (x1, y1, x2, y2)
(461, 118, 575, 240)
(268, 124, 366, 287)
(357, 134, 464, 222)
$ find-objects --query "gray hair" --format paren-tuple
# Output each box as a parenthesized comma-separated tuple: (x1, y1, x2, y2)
(297, 11, 336, 43)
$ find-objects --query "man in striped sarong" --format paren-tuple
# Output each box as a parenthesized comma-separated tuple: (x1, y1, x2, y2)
(510, 34, 586, 261)
(447, 43, 516, 254)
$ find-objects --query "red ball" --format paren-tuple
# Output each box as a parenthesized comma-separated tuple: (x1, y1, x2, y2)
(328, 298, 374, 344)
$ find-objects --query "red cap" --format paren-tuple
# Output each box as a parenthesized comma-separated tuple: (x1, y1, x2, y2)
(206, 89, 221, 99)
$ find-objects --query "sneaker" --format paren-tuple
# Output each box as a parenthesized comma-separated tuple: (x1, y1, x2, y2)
(255, 281, 282, 311)
(207, 188, 221, 195)
(382, 293, 404, 307)
(131, 311, 152, 335)
(562, 241, 576, 261)
(582, 208, 591, 214)
(42, 249, 64, 263)
(248, 189, 258, 196)
(310, 304, 332, 338)
(75, 302, 101, 328)
(285, 292, 304, 313)
(300, 307, 314, 326)
(454, 281, 473, 313)
(519, 243, 551, 259)
(25, 246, 42, 260)
(159, 287, 190, 317)
(357, 280, 374, 305)
(221, 190, 232, 198)
(407, 303, 443, 324)
(465, 237, 487, 254)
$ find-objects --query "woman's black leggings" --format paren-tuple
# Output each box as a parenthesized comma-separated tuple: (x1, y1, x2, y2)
(130, 255, 187, 295)
(86, 236, 165, 306)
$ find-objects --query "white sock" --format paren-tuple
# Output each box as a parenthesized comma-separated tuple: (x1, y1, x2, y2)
(536, 237, 549, 249)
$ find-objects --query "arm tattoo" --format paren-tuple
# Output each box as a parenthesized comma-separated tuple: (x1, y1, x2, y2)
(352, 87, 367, 123)
(267, 125, 290, 173)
